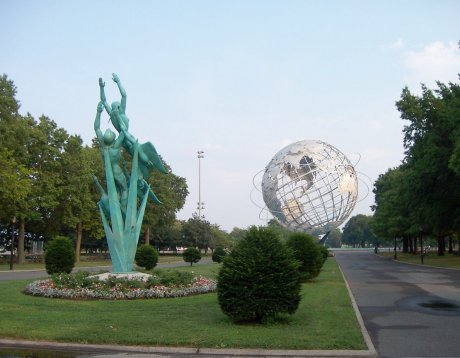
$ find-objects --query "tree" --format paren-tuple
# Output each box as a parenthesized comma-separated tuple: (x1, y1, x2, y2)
(0, 74, 20, 119)
(228, 227, 247, 242)
(209, 224, 230, 251)
(141, 159, 188, 245)
(44, 236, 76, 274)
(161, 221, 183, 251)
(181, 214, 213, 252)
(266, 219, 290, 241)
(286, 232, 323, 281)
(212, 246, 227, 263)
(27, 116, 69, 237)
(0, 148, 32, 223)
(183, 247, 201, 266)
(0, 76, 50, 263)
(342, 215, 377, 248)
(57, 138, 103, 262)
(135, 245, 159, 270)
(217, 226, 301, 323)
(325, 227, 342, 248)
(396, 80, 460, 252)
(371, 166, 412, 245)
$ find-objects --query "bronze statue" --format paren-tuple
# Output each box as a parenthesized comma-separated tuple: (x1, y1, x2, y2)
(94, 74, 165, 272)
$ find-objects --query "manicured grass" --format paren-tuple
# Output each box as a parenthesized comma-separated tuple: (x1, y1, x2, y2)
(0, 255, 189, 271)
(379, 251, 460, 269)
(0, 259, 366, 350)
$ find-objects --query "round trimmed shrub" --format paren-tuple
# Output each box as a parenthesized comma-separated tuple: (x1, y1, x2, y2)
(217, 226, 301, 323)
(183, 247, 201, 266)
(45, 236, 76, 275)
(212, 247, 227, 263)
(135, 245, 159, 270)
(286, 232, 323, 281)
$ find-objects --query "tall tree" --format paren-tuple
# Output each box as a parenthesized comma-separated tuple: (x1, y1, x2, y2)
(396, 80, 460, 250)
(26, 116, 68, 237)
(182, 213, 213, 252)
(325, 227, 342, 248)
(0, 75, 36, 262)
(142, 159, 188, 245)
(342, 214, 377, 248)
(0, 74, 20, 119)
(209, 224, 230, 251)
(57, 138, 103, 261)
(371, 166, 412, 241)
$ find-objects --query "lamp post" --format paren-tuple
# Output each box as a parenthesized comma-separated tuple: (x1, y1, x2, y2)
(10, 216, 16, 270)
(394, 236, 397, 260)
(420, 227, 424, 265)
(197, 150, 205, 219)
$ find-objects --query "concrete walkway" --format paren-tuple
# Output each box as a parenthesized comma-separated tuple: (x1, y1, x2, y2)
(335, 251, 460, 358)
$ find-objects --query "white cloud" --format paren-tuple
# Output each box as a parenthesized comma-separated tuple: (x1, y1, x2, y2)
(404, 41, 460, 85)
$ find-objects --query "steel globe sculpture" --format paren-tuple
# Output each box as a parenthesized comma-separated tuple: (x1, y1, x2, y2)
(261, 140, 358, 232)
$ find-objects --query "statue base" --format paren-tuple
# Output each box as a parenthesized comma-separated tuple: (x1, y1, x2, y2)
(91, 272, 152, 282)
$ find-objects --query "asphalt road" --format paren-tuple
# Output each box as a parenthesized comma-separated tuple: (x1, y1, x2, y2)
(335, 251, 460, 358)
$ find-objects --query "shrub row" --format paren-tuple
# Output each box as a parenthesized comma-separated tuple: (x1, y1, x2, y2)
(217, 227, 328, 323)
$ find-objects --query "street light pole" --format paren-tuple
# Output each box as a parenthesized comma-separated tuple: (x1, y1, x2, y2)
(420, 228, 424, 265)
(394, 236, 397, 260)
(197, 150, 205, 219)
(10, 216, 16, 271)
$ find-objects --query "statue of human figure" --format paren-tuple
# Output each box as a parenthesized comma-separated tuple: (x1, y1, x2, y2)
(94, 101, 128, 215)
(99, 74, 165, 204)
(99, 74, 167, 178)
(92, 175, 110, 218)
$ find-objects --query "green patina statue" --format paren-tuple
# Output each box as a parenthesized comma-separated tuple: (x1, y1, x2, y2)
(94, 73, 165, 272)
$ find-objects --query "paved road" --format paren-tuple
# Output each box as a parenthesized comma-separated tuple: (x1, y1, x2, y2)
(335, 251, 460, 358)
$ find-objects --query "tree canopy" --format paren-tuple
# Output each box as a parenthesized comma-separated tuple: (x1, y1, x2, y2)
(0, 74, 189, 262)
(372, 77, 460, 253)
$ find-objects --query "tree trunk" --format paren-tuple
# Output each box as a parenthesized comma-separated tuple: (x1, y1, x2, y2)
(408, 237, 413, 253)
(144, 225, 151, 245)
(437, 235, 445, 256)
(448, 236, 453, 254)
(18, 218, 26, 264)
(403, 236, 409, 253)
(75, 221, 82, 263)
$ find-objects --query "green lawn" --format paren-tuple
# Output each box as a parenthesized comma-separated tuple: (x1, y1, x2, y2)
(379, 251, 460, 269)
(0, 254, 187, 271)
(0, 258, 365, 350)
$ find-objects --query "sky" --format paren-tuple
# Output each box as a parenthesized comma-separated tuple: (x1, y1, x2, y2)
(1, 0, 459, 232)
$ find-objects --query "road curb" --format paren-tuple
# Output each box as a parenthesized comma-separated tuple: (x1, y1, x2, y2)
(336, 262, 378, 358)
(0, 337, 376, 357)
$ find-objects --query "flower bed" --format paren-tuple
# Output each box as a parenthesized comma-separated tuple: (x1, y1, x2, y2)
(23, 270, 217, 300)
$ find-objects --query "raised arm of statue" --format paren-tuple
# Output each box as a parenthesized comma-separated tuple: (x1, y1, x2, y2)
(99, 78, 111, 114)
(112, 73, 127, 113)
(94, 101, 104, 140)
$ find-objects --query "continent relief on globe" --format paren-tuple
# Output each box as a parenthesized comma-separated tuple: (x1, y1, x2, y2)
(261, 140, 358, 232)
